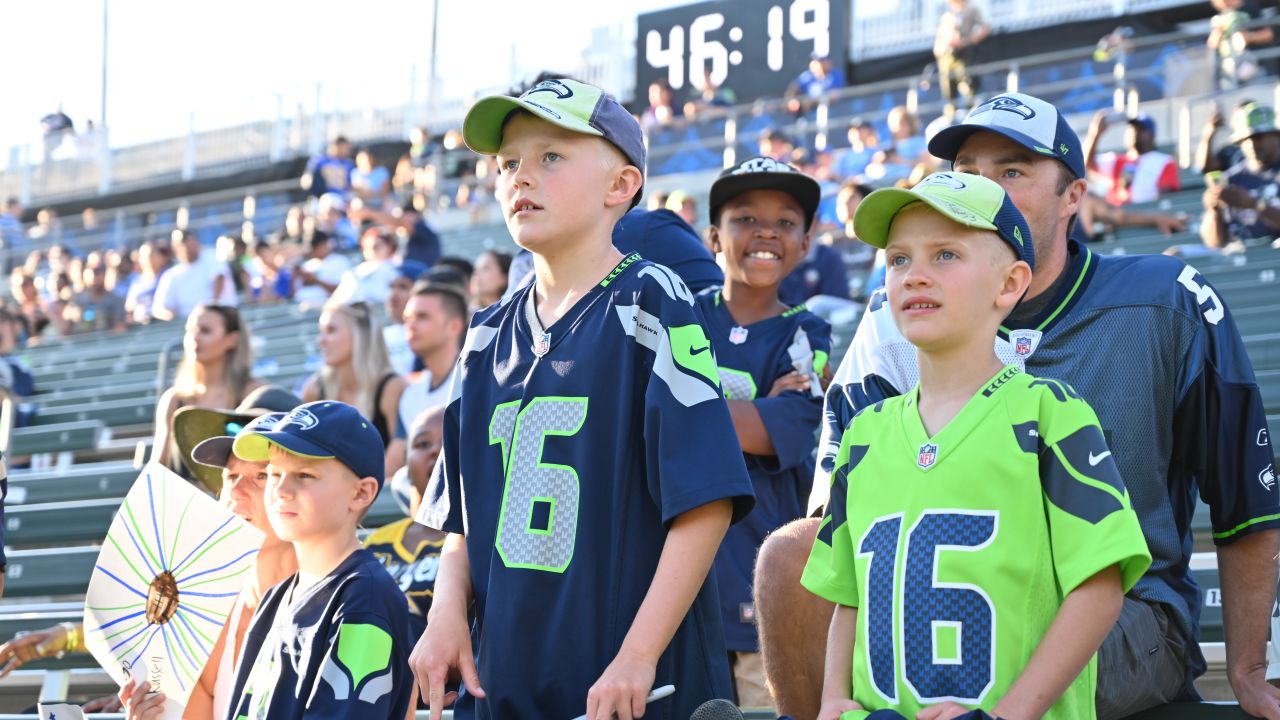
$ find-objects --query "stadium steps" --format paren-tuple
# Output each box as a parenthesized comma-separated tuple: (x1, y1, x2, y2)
(7, 463, 138, 505)
(32, 400, 155, 429)
(4, 499, 121, 547)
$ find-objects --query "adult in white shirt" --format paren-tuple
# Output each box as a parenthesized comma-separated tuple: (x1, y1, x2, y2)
(384, 280, 466, 467)
(292, 231, 351, 308)
(151, 230, 237, 322)
(330, 227, 399, 305)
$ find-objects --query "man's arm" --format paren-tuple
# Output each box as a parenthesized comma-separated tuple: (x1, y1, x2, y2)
(1083, 110, 1109, 175)
(586, 499, 733, 720)
(1196, 109, 1225, 174)
(1200, 190, 1231, 249)
(1219, 530, 1280, 719)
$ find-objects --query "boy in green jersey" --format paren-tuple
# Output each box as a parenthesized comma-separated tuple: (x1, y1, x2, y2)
(802, 172, 1151, 720)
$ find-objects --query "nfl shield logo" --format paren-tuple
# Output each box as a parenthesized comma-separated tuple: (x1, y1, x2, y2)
(729, 326, 749, 345)
(533, 331, 551, 358)
(1008, 329, 1042, 360)
(917, 443, 938, 469)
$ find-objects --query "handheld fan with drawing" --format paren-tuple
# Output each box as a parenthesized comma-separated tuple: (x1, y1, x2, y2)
(82, 464, 264, 718)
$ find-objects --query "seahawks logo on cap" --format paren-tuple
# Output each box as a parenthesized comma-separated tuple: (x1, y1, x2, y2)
(971, 96, 1037, 120)
(281, 408, 320, 431)
(524, 80, 574, 100)
(923, 173, 966, 191)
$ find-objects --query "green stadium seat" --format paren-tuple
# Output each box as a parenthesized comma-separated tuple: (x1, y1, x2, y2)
(3, 547, 98, 597)
(5, 498, 121, 547)
(33, 399, 155, 429)
(7, 463, 138, 505)
(10, 421, 108, 455)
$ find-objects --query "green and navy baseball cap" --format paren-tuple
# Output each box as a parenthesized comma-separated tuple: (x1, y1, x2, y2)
(463, 78, 646, 207)
(232, 400, 386, 488)
(929, 92, 1085, 179)
(853, 172, 1035, 270)
(1231, 102, 1278, 143)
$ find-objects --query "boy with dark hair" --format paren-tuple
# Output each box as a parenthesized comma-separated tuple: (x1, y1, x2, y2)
(699, 157, 831, 708)
(409, 78, 755, 720)
(804, 173, 1150, 719)
(224, 401, 414, 720)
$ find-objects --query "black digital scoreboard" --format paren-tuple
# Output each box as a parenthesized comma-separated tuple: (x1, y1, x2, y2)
(636, 0, 849, 104)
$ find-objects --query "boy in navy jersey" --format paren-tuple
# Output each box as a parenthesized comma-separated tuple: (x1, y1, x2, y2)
(698, 157, 831, 708)
(409, 79, 754, 720)
(224, 401, 414, 720)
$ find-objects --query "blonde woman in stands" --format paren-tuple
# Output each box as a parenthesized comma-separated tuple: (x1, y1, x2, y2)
(301, 299, 405, 477)
(151, 304, 264, 475)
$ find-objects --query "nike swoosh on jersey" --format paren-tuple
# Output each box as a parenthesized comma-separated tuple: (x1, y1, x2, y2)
(1088, 450, 1112, 466)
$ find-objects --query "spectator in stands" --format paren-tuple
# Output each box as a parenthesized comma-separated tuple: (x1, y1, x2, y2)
(785, 54, 847, 114)
(640, 79, 682, 131)
(152, 229, 237, 322)
(384, 281, 465, 475)
(392, 154, 418, 208)
(1197, 102, 1250, 174)
(315, 192, 358, 250)
(300, 135, 355, 200)
(65, 257, 127, 333)
(124, 240, 171, 323)
(301, 300, 405, 476)
(331, 227, 400, 305)
(665, 190, 700, 227)
(366, 405, 447, 640)
(351, 147, 391, 208)
(833, 119, 879, 179)
(410, 126, 440, 169)
(39, 106, 73, 165)
(759, 129, 799, 164)
(777, 237, 850, 308)
(1085, 111, 1180, 206)
(469, 249, 512, 312)
(0, 198, 22, 267)
(350, 191, 442, 267)
(1201, 101, 1280, 248)
(864, 144, 913, 185)
(105, 248, 134, 299)
(1208, 0, 1274, 88)
(434, 256, 474, 289)
(291, 231, 350, 308)
(27, 208, 67, 246)
(152, 304, 263, 474)
(886, 105, 930, 165)
(0, 307, 35, 428)
(8, 271, 49, 341)
(384, 260, 428, 375)
(682, 68, 737, 118)
(274, 205, 308, 246)
(933, 0, 990, 111)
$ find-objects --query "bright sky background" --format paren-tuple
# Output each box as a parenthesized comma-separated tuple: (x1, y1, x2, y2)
(0, 0, 691, 152)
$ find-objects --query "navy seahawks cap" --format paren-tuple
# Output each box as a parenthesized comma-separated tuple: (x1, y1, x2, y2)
(709, 156, 822, 230)
(929, 93, 1086, 179)
(233, 400, 386, 488)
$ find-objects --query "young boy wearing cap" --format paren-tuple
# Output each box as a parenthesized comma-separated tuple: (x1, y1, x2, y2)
(698, 157, 832, 708)
(223, 400, 414, 720)
(802, 173, 1150, 720)
(409, 78, 754, 720)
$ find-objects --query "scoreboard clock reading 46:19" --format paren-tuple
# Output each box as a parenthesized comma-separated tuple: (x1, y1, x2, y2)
(636, 0, 849, 105)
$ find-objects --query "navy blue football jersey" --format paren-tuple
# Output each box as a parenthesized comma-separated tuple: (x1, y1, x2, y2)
(418, 254, 755, 720)
(226, 549, 414, 720)
(696, 289, 830, 651)
(813, 239, 1279, 694)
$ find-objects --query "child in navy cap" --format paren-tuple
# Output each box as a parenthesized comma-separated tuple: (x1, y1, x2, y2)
(219, 401, 414, 720)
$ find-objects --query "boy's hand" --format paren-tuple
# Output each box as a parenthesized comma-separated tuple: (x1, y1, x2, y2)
(817, 697, 863, 720)
(409, 612, 485, 720)
(916, 702, 973, 720)
(118, 677, 165, 720)
(586, 648, 656, 720)
(768, 371, 811, 397)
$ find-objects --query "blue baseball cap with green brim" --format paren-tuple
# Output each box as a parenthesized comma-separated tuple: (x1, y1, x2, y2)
(462, 78, 646, 207)
(853, 172, 1035, 270)
(232, 400, 386, 488)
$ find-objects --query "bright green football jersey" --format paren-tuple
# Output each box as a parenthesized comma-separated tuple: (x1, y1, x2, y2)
(802, 365, 1151, 720)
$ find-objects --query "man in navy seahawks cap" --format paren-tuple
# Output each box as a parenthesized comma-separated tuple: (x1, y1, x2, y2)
(756, 91, 1280, 720)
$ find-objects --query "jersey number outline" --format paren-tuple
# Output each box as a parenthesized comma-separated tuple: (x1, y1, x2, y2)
(1177, 266, 1224, 326)
(489, 397, 587, 573)
(857, 510, 998, 705)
